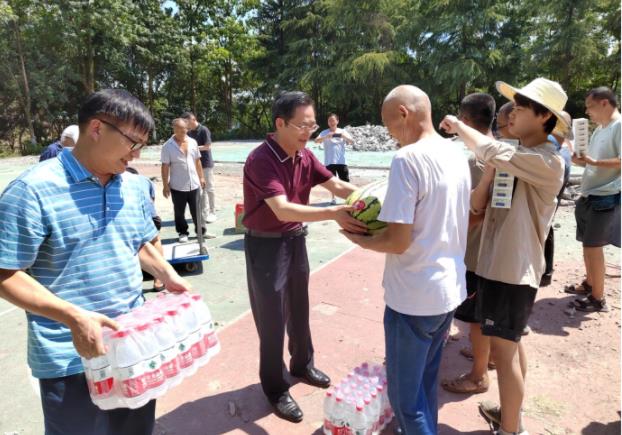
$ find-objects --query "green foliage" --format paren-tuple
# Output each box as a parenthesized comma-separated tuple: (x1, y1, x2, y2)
(0, 0, 619, 153)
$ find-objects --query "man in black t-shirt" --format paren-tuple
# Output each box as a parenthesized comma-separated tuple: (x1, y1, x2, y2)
(182, 112, 217, 222)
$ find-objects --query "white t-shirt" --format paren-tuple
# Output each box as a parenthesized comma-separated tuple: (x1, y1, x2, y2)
(378, 136, 471, 316)
(319, 128, 347, 165)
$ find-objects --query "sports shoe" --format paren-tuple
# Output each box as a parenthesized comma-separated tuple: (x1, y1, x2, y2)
(479, 401, 525, 432)
(205, 212, 217, 223)
(178, 234, 189, 243)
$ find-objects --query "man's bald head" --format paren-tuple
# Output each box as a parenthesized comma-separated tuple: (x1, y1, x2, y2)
(382, 85, 431, 120)
(381, 85, 436, 147)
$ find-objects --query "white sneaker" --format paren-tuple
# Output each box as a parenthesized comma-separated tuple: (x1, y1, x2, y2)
(178, 234, 189, 243)
(205, 212, 217, 223)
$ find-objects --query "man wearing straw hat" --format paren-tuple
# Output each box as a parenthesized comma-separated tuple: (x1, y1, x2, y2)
(440, 78, 567, 435)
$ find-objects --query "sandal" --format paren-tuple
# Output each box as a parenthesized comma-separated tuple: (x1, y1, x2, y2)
(460, 346, 496, 369)
(441, 373, 489, 394)
(574, 295, 609, 313)
(564, 279, 592, 295)
(459, 346, 474, 360)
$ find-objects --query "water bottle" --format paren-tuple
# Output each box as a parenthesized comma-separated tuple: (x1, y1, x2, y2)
(111, 328, 150, 409)
(134, 322, 166, 397)
(190, 294, 220, 359)
(152, 314, 183, 388)
(352, 401, 368, 435)
(164, 309, 196, 376)
(323, 389, 336, 434)
(332, 392, 348, 434)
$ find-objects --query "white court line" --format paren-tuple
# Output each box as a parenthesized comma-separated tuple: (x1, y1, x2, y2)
(218, 245, 357, 334)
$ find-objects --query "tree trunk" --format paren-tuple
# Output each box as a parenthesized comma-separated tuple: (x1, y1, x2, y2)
(12, 19, 37, 151)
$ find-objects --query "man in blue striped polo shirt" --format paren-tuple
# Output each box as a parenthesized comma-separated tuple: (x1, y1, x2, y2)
(0, 89, 191, 435)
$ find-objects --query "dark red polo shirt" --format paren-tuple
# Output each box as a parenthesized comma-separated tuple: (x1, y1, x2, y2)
(243, 134, 333, 232)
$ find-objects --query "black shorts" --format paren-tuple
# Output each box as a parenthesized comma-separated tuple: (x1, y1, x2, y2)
(454, 271, 480, 323)
(326, 164, 350, 182)
(476, 277, 537, 342)
(575, 194, 621, 248)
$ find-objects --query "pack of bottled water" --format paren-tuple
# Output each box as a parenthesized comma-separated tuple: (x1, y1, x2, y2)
(323, 362, 393, 435)
(81, 291, 220, 410)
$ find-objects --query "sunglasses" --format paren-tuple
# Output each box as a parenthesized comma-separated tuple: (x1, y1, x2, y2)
(97, 118, 147, 151)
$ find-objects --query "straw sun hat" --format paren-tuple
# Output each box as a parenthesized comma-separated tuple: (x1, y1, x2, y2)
(496, 78, 570, 134)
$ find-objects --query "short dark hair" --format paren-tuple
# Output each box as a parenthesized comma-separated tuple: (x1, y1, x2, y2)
(327, 113, 339, 120)
(181, 111, 196, 120)
(587, 87, 618, 108)
(272, 91, 314, 128)
(498, 101, 514, 119)
(513, 93, 558, 134)
(459, 93, 496, 131)
(78, 89, 154, 134)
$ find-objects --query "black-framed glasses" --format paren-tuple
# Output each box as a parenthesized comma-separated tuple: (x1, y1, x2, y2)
(287, 121, 319, 133)
(97, 118, 147, 151)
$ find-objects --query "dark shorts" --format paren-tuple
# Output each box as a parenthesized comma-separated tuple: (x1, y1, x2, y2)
(476, 277, 537, 342)
(575, 194, 621, 248)
(454, 271, 480, 323)
(326, 164, 350, 182)
(39, 372, 156, 435)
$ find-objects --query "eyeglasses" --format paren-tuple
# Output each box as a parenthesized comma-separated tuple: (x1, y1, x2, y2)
(287, 122, 319, 133)
(97, 118, 147, 151)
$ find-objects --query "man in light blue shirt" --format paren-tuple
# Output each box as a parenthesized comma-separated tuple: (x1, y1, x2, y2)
(314, 113, 354, 204)
(569, 86, 621, 313)
(0, 89, 191, 435)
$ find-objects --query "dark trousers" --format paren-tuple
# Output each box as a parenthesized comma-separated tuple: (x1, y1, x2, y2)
(171, 188, 200, 236)
(543, 161, 571, 281)
(39, 372, 156, 435)
(244, 233, 314, 402)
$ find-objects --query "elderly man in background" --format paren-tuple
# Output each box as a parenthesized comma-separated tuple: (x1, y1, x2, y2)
(161, 118, 206, 243)
(39, 124, 79, 162)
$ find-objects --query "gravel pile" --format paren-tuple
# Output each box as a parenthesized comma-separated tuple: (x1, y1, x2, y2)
(343, 125, 397, 152)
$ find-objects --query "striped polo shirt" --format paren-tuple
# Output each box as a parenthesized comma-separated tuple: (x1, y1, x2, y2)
(0, 149, 157, 379)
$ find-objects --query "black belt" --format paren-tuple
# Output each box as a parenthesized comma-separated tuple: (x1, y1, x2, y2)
(245, 226, 307, 238)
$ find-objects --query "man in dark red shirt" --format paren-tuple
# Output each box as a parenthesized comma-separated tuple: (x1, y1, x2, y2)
(243, 91, 366, 423)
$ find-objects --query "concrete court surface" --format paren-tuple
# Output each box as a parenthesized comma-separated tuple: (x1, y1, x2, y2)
(0, 152, 619, 434)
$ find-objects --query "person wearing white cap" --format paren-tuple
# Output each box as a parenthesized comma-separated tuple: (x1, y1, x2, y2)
(440, 77, 567, 435)
(39, 125, 79, 162)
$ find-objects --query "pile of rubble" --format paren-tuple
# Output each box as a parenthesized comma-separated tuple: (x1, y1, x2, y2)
(343, 125, 397, 152)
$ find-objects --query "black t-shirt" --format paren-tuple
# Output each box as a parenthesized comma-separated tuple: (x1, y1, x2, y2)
(188, 124, 213, 168)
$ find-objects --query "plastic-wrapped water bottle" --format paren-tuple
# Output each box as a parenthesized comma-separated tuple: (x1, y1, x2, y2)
(164, 308, 196, 376)
(134, 322, 166, 397)
(332, 392, 348, 434)
(179, 301, 205, 366)
(323, 389, 335, 435)
(352, 401, 369, 435)
(111, 328, 151, 409)
(82, 328, 116, 410)
(190, 294, 220, 360)
(152, 314, 183, 388)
